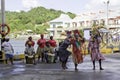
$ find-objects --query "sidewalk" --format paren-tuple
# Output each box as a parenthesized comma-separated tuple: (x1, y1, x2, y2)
(0, 53, 120, 80)
(104, 52, 120, 59)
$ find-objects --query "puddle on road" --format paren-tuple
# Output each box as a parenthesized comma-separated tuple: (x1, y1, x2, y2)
(0, 74, 3, 77)
(10, 68, 25, 74)
(13, 65, 25, 68)
(13, 68, 25, 72)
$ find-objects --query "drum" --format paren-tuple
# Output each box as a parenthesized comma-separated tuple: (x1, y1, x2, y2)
(27, 55, 33, 64)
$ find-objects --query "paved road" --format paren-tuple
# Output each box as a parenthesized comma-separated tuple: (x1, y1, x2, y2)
(0, 53, 120, 80)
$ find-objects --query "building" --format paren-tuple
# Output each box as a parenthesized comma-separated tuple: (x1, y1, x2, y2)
(72, 10, 120, 29)
(47, 14, 72, 39)
(47, 10, 120, 40)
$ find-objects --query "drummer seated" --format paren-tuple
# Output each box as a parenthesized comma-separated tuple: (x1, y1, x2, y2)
(24, 42, 36, 65)
(44, 42, 55, 63)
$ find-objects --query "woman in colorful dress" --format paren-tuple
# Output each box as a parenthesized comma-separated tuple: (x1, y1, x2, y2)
(88, 30, 105, 70)
(71, 30, 84, 71)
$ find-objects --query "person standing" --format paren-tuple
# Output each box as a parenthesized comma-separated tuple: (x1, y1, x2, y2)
(71, 30, 84, 71)
(58, 32, 72, 70)
(2, 38, 14, 65)
(88, 32, 105, 70)
(48, 36, 57, 63)
(36, 34, 46, 62)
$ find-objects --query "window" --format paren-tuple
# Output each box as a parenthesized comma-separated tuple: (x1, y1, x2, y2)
(53, 24, 56, 28)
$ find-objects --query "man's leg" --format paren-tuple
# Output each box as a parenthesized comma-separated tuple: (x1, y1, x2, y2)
(25, 56, 28, 64)
(33, 55, 36, 65)
(5, 54, 8, 64)
(45, 54, 49, 63)
(53, 53, 57, 63)
(38, 55, 40, 62)
(9, 58, 14, 65)
(41, 52, 44, 62)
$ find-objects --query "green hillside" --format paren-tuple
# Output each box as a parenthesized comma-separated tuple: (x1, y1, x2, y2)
(5, 7, 76, 34)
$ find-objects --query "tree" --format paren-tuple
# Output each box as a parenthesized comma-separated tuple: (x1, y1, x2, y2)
(5, 6, 76, 34)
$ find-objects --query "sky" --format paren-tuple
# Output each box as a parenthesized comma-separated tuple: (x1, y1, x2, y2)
(1, 0, 120, 15)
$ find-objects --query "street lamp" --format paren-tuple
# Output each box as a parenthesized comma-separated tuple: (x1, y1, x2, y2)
(1, 0, 5, 50)
(104, 0, 110, 27)
(1, 0, 5, 25)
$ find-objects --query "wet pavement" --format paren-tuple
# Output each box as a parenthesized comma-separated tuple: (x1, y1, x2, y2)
(0, 53, 120, 80)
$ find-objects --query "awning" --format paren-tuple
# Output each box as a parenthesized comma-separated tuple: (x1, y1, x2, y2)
(99, 28, 109, 33)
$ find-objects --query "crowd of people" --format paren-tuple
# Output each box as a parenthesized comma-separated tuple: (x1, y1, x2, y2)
(1, 28, 105, 71)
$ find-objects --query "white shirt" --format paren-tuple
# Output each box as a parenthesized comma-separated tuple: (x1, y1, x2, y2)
(25, 46, 35, 56)
(2, 42, 14, 54)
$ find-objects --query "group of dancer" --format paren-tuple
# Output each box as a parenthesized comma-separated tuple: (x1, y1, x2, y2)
(1, 27, 105, 71)
(24, 30, 85, 70)
(58, 30, 84, 70)
(58, 28, 105, 70)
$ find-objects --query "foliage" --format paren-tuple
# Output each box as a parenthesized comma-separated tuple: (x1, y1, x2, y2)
(5, 7, 76, 34)
(79, 29, 84, 37)
(66, 12, 76, 19)
(34, 23, 49, 34)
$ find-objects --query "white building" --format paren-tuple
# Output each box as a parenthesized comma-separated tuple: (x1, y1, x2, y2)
(47, 10, 120, 40)
(47, 14, 72, 39)
(72, 10, 120, 29)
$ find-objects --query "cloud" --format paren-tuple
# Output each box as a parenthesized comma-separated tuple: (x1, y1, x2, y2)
(84, 0, 120, 11)
(110, 0, 120, 7)
(22, 0, 39, 9)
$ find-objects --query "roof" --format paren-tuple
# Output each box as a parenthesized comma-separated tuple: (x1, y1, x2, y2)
(26, 29, 33, 32)
(72, 15, 81, 22)
(50, 14, 72, 23)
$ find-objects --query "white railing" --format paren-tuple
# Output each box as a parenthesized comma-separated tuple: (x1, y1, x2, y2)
(107, 25, 120, 29)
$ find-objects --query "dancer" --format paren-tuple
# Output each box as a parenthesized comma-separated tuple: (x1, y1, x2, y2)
(88, 29, 105, 70)
(71, 30, 84, 71)
(58, 31, 72, 69)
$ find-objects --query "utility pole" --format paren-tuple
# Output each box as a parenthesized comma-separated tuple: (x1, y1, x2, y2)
(1, 0, 5, 50)
(104, 0, 110, 27)
(106, 0, 109, 27)
(1, 0, 5, 25)
(0, 0, 5, 61)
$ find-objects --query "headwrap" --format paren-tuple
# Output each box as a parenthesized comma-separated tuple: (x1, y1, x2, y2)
(73, 29, 81, 38)
(73, 29, 81, 48)
(91, 26, 101, 39)
(66, 31, 72, 38)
